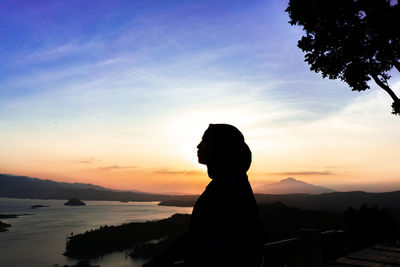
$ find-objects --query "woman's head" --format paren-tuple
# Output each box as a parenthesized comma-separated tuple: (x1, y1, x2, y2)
(197, 124, 251, 173)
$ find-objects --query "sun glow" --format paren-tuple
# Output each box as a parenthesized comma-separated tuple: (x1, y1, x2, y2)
(164, 105, 270, 168)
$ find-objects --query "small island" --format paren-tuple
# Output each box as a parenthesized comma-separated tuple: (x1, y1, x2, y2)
(0, 221, 11, 232)
(0, 214, 33, 233)
(31, 205, 50, 209)
(64, 198, 86, 206)
(0, 214, 21, 219)
(158, 199, 196, 207)
(0, 214, 32, 219)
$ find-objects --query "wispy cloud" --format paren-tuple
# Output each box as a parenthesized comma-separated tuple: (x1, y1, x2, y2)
(97, 165, 137, 170)
(72, 158, 100, 164)
(268, 171, 334, 176)
(325, 165, 346, 169)
(152, 168, 204, 175)
(17, 41, 102, 65)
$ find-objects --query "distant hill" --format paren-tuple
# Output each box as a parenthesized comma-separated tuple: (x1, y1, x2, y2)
(256, 177, 335, 194)
(0, 174, 180, 202)
(254, 191, 400, 210)
(159, 190, 400, 211)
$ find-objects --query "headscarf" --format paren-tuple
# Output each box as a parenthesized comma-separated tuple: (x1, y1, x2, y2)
(202, 124, 252, 173)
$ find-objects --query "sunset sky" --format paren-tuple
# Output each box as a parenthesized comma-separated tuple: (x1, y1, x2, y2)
(1, 0, 400, 194)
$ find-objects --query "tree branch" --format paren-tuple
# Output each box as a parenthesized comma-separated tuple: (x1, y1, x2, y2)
(394, 61, 400, 73)
(371, 74, 399, 102)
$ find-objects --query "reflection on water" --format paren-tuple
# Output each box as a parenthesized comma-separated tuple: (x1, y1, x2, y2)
(0, 198, 192, 267)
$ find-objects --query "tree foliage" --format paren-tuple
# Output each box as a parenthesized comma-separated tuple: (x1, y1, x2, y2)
(286, 0, 400, 115)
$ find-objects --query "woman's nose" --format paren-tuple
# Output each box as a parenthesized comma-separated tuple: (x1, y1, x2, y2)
(197, 141, 202, 149)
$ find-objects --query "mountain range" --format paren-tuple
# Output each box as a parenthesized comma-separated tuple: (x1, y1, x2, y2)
(0, 174, 176, 202)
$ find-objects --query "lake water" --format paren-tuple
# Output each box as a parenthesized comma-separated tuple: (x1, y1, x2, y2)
(0, 197, 193, 267)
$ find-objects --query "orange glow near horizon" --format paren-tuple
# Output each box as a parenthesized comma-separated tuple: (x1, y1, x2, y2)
(2, 96, 400, 195)
(3, 164, 400, 194)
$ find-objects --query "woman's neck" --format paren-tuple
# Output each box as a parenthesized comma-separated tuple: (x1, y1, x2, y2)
(207, 164, 243, 180)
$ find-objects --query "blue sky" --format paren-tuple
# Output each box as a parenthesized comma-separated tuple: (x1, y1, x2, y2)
(1, 0, 399, 193)
(0, 0, 353, 112)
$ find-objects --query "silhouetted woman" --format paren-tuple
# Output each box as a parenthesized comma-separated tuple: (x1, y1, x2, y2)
(148, 124, 265, 267)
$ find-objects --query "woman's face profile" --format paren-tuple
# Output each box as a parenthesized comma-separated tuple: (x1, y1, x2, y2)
(197, 132, 212, 165)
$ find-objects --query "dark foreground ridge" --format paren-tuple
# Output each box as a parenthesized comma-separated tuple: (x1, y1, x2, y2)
(64, 202, 400, 262)
(53, 261, 100, 267)
(64, 214, 190, 259)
